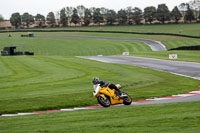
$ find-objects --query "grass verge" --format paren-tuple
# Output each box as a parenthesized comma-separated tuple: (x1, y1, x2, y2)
(0, 101, 200, 133)
(132, 51, 200, 62)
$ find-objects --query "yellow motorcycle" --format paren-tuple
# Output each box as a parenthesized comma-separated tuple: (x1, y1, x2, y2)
(93, 84, 132, 107)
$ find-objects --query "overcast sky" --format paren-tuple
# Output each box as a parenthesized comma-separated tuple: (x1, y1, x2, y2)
(0, 0, 190, 19)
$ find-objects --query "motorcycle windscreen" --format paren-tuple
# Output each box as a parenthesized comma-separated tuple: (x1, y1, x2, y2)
(93, 84, 100, 96)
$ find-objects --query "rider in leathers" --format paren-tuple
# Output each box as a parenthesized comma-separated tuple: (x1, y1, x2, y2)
(92, 77, 122, 97)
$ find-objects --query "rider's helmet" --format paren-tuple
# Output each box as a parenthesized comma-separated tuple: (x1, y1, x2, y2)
(92, 77, 99, 85)
(116, 84, 121, 89)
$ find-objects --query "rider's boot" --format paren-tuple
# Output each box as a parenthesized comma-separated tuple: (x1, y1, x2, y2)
(118, 91, 128, 99)
(116, 91, 124, 100)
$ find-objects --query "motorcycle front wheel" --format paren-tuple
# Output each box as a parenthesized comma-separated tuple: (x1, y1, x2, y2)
(123, 93, 132, 105)
(97, 95, 111, 107)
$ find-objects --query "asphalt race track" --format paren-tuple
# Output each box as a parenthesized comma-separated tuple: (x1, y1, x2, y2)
(79, 56, 200, 80)
(132, 93, 200, 106)
(79, 56, 200, 105)
(36, 35, 167, 51)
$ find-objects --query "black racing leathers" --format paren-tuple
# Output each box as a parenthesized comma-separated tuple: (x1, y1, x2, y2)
(109, 83, 122, 95)
(99, 81, 121, 95)
(99, 80, 109, 88)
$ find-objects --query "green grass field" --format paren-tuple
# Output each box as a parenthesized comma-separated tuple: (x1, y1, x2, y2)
(0, 36, 151, 56)
(0, 33, 199, 62)
(0, 56, 199, 114)
(0, 101, 200, 133)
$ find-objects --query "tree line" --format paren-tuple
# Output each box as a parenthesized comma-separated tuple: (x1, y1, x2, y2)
(6, 1, 200, 29)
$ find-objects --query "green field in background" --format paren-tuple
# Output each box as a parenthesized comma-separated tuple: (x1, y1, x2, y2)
(0, 34, 199, 62)
(0, 36, 151, 56)
(11, 23, 200, 36)
(2, 31, 200, 49)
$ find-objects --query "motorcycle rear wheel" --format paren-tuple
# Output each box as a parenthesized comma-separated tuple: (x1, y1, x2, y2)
(97, 95, 111, 107)
(123, 93, 132, 105)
